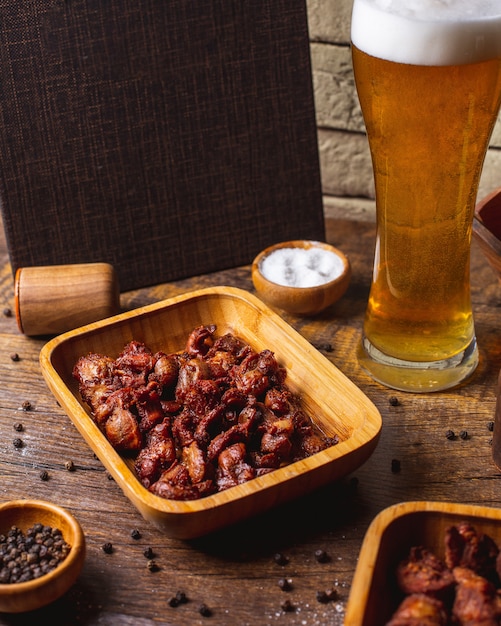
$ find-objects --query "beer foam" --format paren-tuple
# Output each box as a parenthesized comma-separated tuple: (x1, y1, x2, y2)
(351, 0, 501, 65)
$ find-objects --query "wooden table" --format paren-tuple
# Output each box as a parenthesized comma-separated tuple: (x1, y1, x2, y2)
(0, 217, 500, 626)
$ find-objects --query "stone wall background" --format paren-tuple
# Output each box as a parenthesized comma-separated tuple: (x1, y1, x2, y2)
(308, 0, 501, 222)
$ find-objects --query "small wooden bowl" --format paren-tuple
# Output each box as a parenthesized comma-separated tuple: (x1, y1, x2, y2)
(0, 499, 86, 613)
(252, 240, 351, 315)
(473, 186, 501, 281)
(345, 501, 501, 625)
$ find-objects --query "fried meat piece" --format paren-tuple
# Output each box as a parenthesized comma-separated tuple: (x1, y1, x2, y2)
(175, 358, 212, 402)
(149, 462, 214, 500)
(452, 566, 501, 625)
(216, 442, 255, 491)
(445, 522, 499, 583)
(134, 420, 177, 488)
(386, 593, 448, 626)
(396, 546, 455, 598)
(114, 341, 155, 388)
(72, 352, 118, 412)
(233, 350, 286, 397)
(185, 324, 216, 357)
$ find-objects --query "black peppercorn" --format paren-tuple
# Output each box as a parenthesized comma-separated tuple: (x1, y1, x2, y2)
(273, 552, 289, 566)
(130, 529, 141, 540)
(488, 421, 494, 432)
(388, 396, 400, 406)
(278, 577, 292, 591)
(168, 596, 180, 607)
(391, 459, 401, 473)
(445, 429, 456, 440)
(3, 307, 12, 317)
(21, 401, 32, 411)
(147, 559, 159, 572)
(175, 591, 188, 604)
(65, 460, 75, 472)
(10, 352, 19, 362)
(316, 590, 330, 603)
(459, 430, 468, 440)
(198, 603, 212, 617)
(39, 470, 49, 481)
(314, 549, 330, 563)
(102, 542, 113, 554)
(13, 438, 23, 448)
(13, 422, 23, 432)
(143, 547, 154, 559)
(281, 599, 295, 613)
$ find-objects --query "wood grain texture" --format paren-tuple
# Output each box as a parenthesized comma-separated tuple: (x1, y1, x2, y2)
(0, 218, 500, 625)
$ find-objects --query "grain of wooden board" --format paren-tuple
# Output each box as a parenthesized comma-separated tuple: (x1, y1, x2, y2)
(0, 217, 500, 625)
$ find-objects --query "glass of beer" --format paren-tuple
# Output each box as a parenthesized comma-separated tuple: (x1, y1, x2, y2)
(351, 0, 501, 392)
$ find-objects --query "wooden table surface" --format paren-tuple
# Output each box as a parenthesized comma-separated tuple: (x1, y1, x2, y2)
(0, 216, 500, 626)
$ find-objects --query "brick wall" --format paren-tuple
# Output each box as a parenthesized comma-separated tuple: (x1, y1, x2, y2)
(308, 0, 501, 221)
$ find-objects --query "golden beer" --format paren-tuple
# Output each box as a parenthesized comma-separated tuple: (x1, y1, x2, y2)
(352, 0, 501, 391)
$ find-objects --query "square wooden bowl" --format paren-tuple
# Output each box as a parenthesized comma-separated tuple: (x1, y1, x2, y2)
(345, 501, 501, 625)
(40, 287, 381, 539)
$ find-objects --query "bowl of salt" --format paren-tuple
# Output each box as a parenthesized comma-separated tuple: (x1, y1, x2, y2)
(252, 240, 351, 315)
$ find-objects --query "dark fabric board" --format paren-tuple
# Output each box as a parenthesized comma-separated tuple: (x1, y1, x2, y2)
(0, 0, 324, 290)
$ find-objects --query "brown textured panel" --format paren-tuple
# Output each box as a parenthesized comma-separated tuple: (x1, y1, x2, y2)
(0, 0, 324, 290)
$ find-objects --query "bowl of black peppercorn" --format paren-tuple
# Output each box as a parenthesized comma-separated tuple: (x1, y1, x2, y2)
(0, 499, 86, 613)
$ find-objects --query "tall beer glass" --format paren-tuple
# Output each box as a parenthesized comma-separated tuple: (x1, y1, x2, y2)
(351, 0, 501, 392)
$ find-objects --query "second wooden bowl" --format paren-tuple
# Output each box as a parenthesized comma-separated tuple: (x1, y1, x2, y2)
(345, 501, 501, 625)
(0, 499, 85, 613)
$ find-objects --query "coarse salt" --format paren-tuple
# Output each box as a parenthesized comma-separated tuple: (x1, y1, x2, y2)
(260, 247, 345, 288)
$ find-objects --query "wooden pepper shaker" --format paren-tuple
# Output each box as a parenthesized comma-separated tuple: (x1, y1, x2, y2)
(15, 263, 120, 336)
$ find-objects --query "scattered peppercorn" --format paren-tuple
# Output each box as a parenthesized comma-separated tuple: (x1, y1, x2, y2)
(143, 547, 154, 559)
(281, 599, 295, 613)
(3, 307, 12, 317)
(130, 529, 141, 540)
(168, 596, 180, 607)
(21, 401, 32, 411)
(278, 578, 292, 591)
(488, 421, 495, 432)
(198, 603, 212, 617)
(273, 552, 289, 566)
(0, 523, 70, 583)
(391, 459, 401, 473)
(459, 430, 468, 440)
(12, 437, 23, 448)
(175, 591, 188, 604)
(102, 542, 113, 554)
(388, 396, 400, 406)
(147, 559, 159, 572)
(445, 430, 456, 440)
(65, 460, 75, 472)
(39, 470, 49, 481)
(13, 422, 23, 432)
(9, 352, 19, 362)
(314, 549, 330, 563)
(349, 476, 359, 491)
(316, 590, 330, 603)
(325, 588, 339, 602)
(316, 588, 338, 603)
